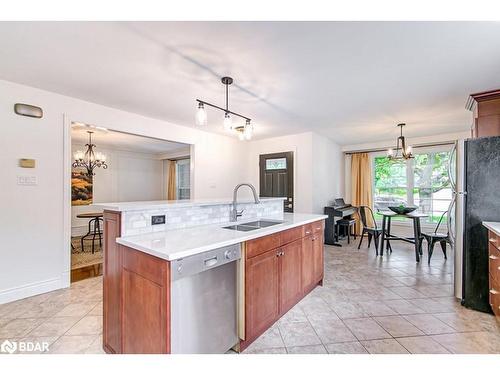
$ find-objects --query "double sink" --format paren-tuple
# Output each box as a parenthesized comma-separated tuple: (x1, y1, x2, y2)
(223, 219, 284, 232)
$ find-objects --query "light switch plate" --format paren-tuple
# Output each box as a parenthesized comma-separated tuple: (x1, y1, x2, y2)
(17, 176, 37, 186)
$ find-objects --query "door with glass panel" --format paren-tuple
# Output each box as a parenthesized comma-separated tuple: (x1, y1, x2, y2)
(259, 152, 293, 212)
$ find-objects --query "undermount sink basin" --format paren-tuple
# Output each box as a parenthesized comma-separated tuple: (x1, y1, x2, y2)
(222, 219, 284, 232)
(241, 220, 284, 228)
(222, 225, 260, 232)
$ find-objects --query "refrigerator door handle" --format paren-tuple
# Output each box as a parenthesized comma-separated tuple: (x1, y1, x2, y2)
(446, 196, 456, 246)
(448, 142, 457, 191)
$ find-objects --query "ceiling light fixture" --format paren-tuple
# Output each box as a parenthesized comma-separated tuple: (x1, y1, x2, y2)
(195, 76, 254, 140)
(387, 123, 413, 160)
(73, 131, 108, 176)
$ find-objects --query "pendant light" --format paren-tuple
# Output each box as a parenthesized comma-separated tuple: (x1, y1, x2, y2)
(195, 102, 207, 126)
(387, 123, 413, 160)
(223, 112, 232, 131)
(196, 76, 254, 140)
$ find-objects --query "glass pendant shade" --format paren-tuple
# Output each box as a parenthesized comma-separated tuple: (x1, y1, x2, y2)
(243, 120, 253, 140)
(223, 112, 232, 131)
(195, 103, 207, 126)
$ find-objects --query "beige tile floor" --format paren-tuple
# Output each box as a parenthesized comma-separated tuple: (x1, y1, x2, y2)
(0, 276, 104, 354)
(243, 240, 500, 354)
(1, 239, 499, 354)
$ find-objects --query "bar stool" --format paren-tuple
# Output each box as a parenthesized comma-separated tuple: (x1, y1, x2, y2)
(335, 218, 357, 244)
(77, 212, 104, 254)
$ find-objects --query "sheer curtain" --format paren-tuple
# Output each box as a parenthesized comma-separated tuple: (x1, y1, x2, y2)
(351, 153, 374, 232)
(167, 160, 177, 200)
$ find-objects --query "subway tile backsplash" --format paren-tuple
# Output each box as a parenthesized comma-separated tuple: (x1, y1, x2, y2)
(120, 200, 284, 237)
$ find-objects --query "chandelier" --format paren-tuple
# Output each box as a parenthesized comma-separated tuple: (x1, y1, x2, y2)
(195, 76, 254, 141)
(387, 123, 413, 160)
(73, 131, 108, 176)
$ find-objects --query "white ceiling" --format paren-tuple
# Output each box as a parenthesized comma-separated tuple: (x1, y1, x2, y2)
(71, 125, 189, 155)
(1, 21, 500, 144)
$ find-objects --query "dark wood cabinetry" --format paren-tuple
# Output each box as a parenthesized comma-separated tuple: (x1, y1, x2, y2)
(246, 249, 280, 337)
(488, 229, 500, 317)
(121, 246, 170, 354)
(312, 221, 325, 284)
(242, 220, 325, 350)
(279, 239, 303, 313)
(301, 235, 315, 292)
(467, 89, 500, 138)
(313, 234, 324, 284)
(102, 210, 122, 354)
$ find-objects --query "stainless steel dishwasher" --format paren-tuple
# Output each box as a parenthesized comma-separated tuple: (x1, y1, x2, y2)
(170, 243, 241, 354)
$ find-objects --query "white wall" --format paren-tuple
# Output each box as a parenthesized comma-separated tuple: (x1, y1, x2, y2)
(311, 132, 343, 214)
(71, 145, 166, 236)
(0, 79, 246, 303)
(245, 132, 343, 214)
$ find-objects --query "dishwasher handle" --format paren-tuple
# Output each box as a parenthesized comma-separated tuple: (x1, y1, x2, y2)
(171, 244, 241, 281)
(204, 256, 218, 267)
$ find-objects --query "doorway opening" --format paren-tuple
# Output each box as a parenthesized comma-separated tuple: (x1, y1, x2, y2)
(259, 151, 294, 212)
(69, 123, 192, 282)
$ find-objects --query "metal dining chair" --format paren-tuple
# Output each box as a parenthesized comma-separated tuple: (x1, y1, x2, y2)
(357, 206, 392, 255)
(421, 211, 451, 264)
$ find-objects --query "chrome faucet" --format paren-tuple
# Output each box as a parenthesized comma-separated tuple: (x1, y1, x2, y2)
(231, 183, 260, 222)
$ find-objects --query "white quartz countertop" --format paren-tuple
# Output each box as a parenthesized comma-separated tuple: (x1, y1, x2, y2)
(483, 221, 500, 237)
(116, 213, 327, 261)
(93, 197, 285, 212)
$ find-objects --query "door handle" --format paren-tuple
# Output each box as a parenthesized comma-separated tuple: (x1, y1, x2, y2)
(490, 255, 499, 260)
(490, 289, 499, 295)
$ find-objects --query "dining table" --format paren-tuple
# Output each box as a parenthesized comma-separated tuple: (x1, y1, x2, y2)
(378, 210, 428, 262)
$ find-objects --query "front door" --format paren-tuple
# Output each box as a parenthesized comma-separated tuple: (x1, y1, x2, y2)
(259, 152, 294, 212)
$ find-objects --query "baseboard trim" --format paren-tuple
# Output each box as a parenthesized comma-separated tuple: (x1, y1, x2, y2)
(0, 277, 64, 304)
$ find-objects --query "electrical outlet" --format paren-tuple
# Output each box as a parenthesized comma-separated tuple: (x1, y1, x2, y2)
(151, 215, 166, 225)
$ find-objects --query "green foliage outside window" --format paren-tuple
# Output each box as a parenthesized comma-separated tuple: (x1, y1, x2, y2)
(373, 151, 451, 223)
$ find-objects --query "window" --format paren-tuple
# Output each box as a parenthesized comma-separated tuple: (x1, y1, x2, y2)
(373, 146, 452, 223)
(176, 158, 190, 200)
(265, 158, 287, 170)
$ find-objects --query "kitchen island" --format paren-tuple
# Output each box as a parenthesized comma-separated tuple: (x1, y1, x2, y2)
(96, 198, 326, 354)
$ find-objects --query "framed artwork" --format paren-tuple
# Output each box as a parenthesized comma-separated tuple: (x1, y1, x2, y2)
(71, 170, 93, 206)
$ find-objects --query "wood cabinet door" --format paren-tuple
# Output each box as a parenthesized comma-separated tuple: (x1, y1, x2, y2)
(246, 248, 279, 340)
(279, 239, 303, 313)
(301, 235, 315, 292)
(103, 211, 122, 354)
(121, 246, 170, 354)
(313, 234, 324, 283)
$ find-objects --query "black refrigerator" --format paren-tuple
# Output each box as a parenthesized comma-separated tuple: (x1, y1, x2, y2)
(460, 135, 500, 312)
